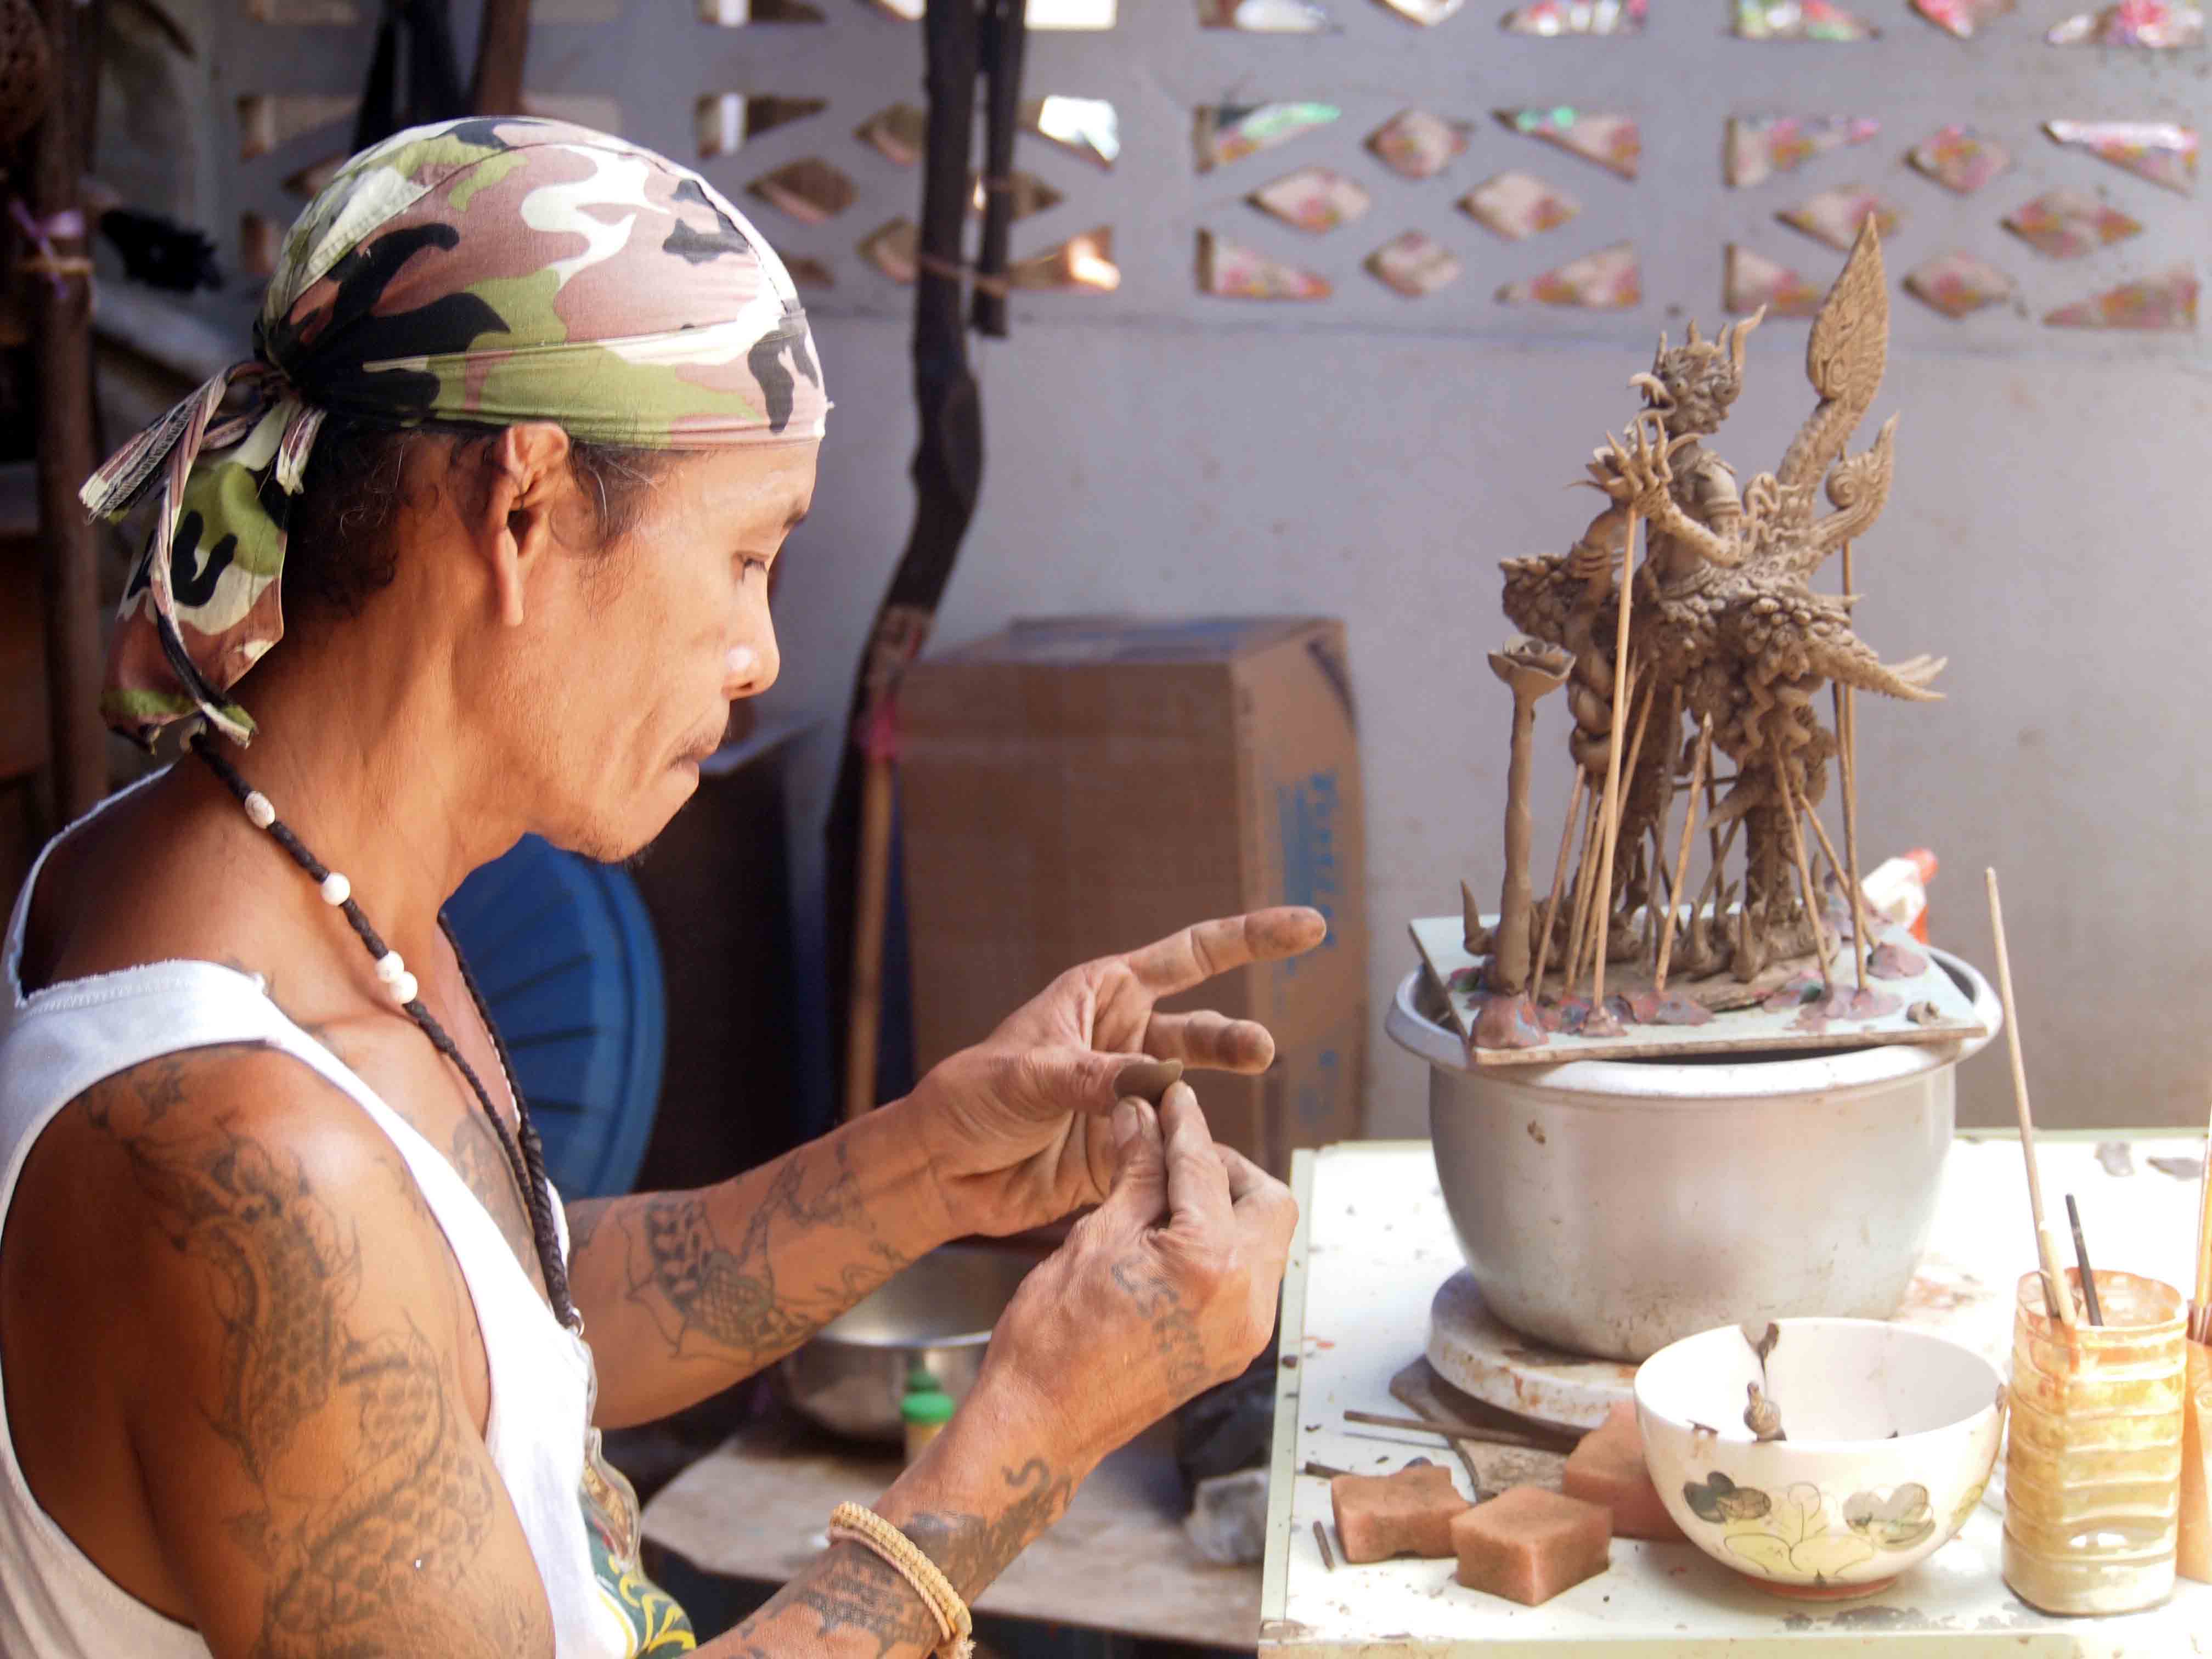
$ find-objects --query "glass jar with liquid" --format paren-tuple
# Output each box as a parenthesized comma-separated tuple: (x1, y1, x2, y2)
(2003, 1268, 2186, 1615)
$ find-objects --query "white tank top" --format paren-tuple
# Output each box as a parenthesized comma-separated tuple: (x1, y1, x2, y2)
(0, 775, 651, 1659)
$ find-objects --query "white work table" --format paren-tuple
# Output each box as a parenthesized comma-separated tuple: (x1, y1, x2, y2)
(1261, 1135, 2212, 1658)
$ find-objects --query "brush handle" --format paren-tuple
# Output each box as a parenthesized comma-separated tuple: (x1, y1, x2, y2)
(1987, 868, 2078, 1330)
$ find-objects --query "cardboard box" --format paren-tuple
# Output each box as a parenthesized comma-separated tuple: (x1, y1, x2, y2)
(898, 617, 1367, 1173)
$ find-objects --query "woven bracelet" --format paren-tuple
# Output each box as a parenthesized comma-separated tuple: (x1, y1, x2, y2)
(828, 1501, 977, 1659)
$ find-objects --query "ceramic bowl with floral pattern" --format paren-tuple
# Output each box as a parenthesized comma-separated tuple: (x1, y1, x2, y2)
(1635, 1318, 2006, 1599)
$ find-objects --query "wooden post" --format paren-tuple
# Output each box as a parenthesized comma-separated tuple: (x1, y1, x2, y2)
(29, 0, 106, 821)
(469, 0, 534, 115)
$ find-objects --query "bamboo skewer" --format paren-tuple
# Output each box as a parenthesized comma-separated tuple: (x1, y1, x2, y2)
(1801, 800, 1849, 906)
(1835, 543, 1871, 991)
(1774, 753, 1828, 968)
(2192, 1091, 2212, 1345)
(1579, 670, 1657, 996)
(2066, 1194, 2104, 1326)
(1589, 512, 1642, 1008)
(1655, 715, 1713, 992)
(1528, 770, 1589, 999)
(1985, 867, 2079, 1329)
(1564, 783, 1607, 993)
(1342, 1408, 1573, 1454)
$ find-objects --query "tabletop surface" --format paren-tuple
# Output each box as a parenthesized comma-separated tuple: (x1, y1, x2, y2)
(1261, 1135, 2212, 1657)
(643, 1412, 1262, 1647)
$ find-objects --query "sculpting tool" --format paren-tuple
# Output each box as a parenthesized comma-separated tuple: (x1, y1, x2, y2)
(1343, 1408, 1572, 1454)
(1588, 508, 1641, 1008)
(1313, 1520, 1336, 1571)
(2066, 1194, 2104, 1326)
(1985, 868, 2078, 1329)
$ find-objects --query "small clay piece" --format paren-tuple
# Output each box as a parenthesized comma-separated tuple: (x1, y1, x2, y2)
(1472, 990, 1547, 1051)
(1744, 1380, 1786, 1442)
(1870, 939, 1930, 980)
(1463, 879, 1488, 955)
(1905, 1000, 1942, 1025)
(1561, 1403, 1684, 1541)
(1330, 1462, 1473, 1562)
(1451, 1486, 1612, 1605)
(1313, 1519, 1336, 1571)
(1649, 993, 1713, 1025)
(1579, 1002, 1626, 1039)
(1487, 639, 1574, 992)
(1113, 1058, 1184, 1104)
(1762, 974, 1822, 1012)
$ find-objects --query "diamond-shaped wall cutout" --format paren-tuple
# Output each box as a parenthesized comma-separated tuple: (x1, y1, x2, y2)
(857, 104, 926, 166)
(698, 94, 827, 158)
(1498, 241, 1639, 307)
(698, 0, 823, 22)
(1463, 172, 1581, 239)
(1369, 231, 1464, 295)
(749, 157, 858, 223)
(2045, 120, 2196, 196)
(1724, 245, 1823, 317)
(2045, 267, 2197, 329)
(1502, 0, 1644, 31)
(1012, 226, 1121, 290)
(1904, 251, 2015, 317)
(1024, 98, 1119, 170)
(1724, 117, 1879, 189)
(1910, 0, 2009, 33)
(1778, 184, 1899, 251)
(1497, 108, 1639, 180)
(2004, 190, 2143, 258)
(283, 154, 348, 199)
(858, 219, 918, 282)
(1908, 126, 2009, 195)
(2047, 0, 2201, 44)
(1251, 166, 1372, 233)
(1197, 230, 1333, 298)
(1197, 103, 1342, 172)
(1735, 0, 1877, 36)
(1199, 0, 1335, 25)
(973, 171, 1065, 223)
(1368, 109, 1470, 180)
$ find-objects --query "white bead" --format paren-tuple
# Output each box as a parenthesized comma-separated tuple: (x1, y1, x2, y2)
(320, 872, 351, 906)
(375, 950, 405, 985)
(244, 792, 275, 829)
(391, 970, 419, 1005)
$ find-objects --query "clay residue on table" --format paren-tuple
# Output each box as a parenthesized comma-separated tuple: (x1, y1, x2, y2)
(1869, 940, 1929, 980)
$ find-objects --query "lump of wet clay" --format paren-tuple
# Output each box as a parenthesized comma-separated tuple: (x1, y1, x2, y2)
(1329, 1462, 1471, 1562)
(1451, 1486, 1611, 1605)
(1561, 1403, 1684, 1542)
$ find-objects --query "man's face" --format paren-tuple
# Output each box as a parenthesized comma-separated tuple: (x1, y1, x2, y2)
(514, 442, 817, 861)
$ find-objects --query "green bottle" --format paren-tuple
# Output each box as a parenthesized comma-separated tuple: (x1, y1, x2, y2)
(901, 1363, 956, 1461)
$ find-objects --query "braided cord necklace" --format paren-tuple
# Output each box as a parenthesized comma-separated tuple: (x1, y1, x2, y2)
(189, 731, 578, 1330)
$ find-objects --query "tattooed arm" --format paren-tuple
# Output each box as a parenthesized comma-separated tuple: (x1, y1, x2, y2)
(563, 1096, 956, 1427)
(16, 1048, 557, 1659)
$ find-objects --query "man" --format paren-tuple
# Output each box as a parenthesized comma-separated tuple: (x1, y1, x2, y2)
(0, 117, 1313, 1658)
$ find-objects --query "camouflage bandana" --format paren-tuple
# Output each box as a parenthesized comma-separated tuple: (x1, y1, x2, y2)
(81, 116, 830, 746)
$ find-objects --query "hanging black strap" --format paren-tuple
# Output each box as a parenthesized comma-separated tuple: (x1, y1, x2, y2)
(351, 0, 469, 152)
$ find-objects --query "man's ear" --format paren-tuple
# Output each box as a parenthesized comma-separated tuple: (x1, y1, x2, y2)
(476, 424, 574, 628)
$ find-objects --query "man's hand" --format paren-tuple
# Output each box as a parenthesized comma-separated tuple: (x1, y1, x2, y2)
(980, 1082, 1301, 1467)
(906, 907, 1326, 1238)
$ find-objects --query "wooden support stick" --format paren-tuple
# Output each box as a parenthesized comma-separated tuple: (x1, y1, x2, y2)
(1774, 753, 1828, 968)
(1801, 799, 1850, 917)
(1342, 1408, 1572, 1454)
(1835, 543, 1871, 992)
(2192, 1090, 2212, 1344)
(1528, 770, 1588, 998)
(1563, 781, 1607, 993)
(1593, 670, 1659, 986)
(842, 748, 897, 1121)
(1985, 867, 2078, 1329)
(1655, 715, 1713, 992)
(1588, 512, 1641, 1008)
(2066, 1194, 2104, 1326)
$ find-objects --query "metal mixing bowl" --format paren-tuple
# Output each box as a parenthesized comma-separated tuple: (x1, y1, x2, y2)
(1388, 947, 2004, 1363)
(776, 1244, 1036, 1443)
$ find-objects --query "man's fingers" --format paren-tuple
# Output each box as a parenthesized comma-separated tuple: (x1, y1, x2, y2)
(1092, 1099, 1166, 1227)
(1112, 1057, 1186, 1104)
(1216, 1143, 1300, 1251)
(1121, 909, 1328, 997)
(1160, 1084, 1233, 1233)
(1142, 1010, 1276, 1074)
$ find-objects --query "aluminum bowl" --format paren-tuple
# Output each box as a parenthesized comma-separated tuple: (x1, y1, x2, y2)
(776, 1244, 1035, 1443)
(1387, 947, 2002, 1363)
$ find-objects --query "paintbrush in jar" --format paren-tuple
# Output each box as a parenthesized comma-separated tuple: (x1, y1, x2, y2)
(1985, 868, 2078, 1330)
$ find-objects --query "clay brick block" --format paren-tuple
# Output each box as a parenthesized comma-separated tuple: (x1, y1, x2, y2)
(1329, 1462, 1471, 1562)
(1562, 1402, 1684, 1542)
(1451, 1486, 1611, 1605)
